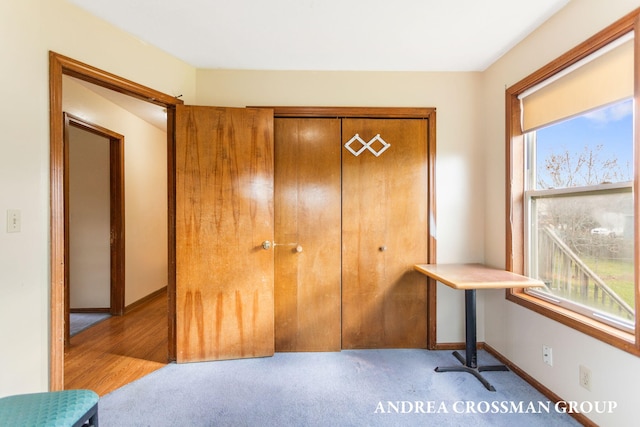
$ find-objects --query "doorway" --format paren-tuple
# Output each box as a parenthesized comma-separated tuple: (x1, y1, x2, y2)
(64, 113, 125, 346)
(49, 52, 182, 390)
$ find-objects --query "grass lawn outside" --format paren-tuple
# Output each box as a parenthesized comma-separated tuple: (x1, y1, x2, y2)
(537, 256, 635, 322)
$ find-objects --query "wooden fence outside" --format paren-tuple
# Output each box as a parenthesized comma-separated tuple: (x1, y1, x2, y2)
(537, 226, 634, 320)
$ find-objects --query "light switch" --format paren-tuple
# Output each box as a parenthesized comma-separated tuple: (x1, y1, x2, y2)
(7, 209, 21, 233)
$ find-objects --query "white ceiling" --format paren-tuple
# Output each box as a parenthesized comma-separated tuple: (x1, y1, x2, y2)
(68, 0, 570, 72)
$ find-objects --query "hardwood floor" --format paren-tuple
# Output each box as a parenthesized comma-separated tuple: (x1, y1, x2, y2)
(64, 291, 169, 396)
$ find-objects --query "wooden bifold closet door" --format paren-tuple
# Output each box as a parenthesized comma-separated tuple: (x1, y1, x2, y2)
(274, 118, 342, 351)
(274, 115, 429, 351)
(341, 118, 428, 349)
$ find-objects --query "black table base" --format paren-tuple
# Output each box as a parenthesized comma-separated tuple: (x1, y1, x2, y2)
(434, 289, 509, 392)
(435, 350, 508, 392)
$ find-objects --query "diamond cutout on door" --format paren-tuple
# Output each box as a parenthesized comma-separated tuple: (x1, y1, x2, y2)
(344, 134, 390, 157)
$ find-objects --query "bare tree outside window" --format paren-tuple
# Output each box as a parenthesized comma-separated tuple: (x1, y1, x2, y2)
(527, 100, 635, 326)
(538, 143, 632, 190)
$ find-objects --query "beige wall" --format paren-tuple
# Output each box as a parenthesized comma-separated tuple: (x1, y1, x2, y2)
(3, 1, 640, 424)
(0, 0, 195, 396)
(196, 69, 486, 344)
(64, 77, 169, 307)
(68, 126, 111, 308)
(482, 1, 640, 425)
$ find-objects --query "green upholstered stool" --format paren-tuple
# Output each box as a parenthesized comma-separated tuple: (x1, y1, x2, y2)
(0, 389, 98, 427)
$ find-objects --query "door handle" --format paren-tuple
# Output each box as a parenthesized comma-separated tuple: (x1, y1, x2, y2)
(262, 240, 272, 250)
(273, 242, 302, 253)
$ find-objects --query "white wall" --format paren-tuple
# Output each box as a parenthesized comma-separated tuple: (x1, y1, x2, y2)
(482, 1, 640, 425)
(0, 0, 195, 396)
(196, 69, 486, 344)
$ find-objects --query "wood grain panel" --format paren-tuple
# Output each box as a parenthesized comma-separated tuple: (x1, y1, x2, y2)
(341, 118, 428, 349)
(176, 105, 275, 362)
(274, 118, 342, 351)
(269, 106, 435, 119)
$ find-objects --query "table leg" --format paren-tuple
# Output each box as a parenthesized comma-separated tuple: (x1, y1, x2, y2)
(465, 289, 477, 368)
(434, 289, 508, 391)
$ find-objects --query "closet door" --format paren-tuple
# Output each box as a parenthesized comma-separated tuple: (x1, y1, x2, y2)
(274, 118, 342, 351)
(341, 118, 428, 348)
(176, 105, 275, 362)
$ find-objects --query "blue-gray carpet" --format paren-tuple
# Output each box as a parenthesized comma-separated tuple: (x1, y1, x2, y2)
(100, 349, 582, 426)
(70, 313, 111, 336)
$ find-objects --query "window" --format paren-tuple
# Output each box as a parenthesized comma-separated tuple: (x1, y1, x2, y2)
(506, 11, 640, 352)
(525, 100, 634, 331)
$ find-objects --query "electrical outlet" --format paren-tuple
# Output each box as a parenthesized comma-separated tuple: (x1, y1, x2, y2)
(579, 365, 591, 391)
(542, 345, 553, 366)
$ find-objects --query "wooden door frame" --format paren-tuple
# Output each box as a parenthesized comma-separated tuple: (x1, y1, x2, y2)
(265, 106, 438, 349)
(63, 112, 125, 347)
(49, 52, 182, 390)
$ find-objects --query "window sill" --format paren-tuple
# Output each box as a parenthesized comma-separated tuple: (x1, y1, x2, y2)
(507, 288, 639, 356)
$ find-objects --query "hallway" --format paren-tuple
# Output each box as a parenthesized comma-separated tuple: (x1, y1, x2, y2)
(64, 291, 168, 396)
